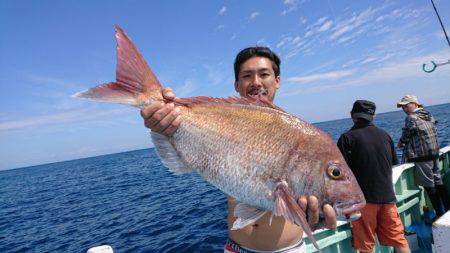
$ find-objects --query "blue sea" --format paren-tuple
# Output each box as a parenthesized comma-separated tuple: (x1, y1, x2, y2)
(1, 103, 449, 253)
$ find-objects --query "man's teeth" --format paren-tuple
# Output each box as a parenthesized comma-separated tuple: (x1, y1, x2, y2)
(248, 88, 267, 96)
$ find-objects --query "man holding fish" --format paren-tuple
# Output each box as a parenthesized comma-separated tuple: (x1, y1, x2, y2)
(75, 26, 366, 253)
(140, 47, 338, 252)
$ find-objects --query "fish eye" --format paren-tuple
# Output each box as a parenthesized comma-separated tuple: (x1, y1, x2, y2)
(327, 165, 343, 180)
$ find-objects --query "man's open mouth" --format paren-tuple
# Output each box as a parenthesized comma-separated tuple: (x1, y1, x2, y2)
(334, 201, 366, 222)
(247, 87, 268, 98)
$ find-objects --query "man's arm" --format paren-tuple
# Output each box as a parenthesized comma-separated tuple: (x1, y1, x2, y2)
(398, 115, 417, 147)
(389, 135, 399, 165)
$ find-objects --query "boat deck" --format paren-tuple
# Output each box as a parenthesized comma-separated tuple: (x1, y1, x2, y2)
(304, 145, 450, 252)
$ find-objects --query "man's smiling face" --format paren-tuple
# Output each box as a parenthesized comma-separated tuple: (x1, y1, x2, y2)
(234, 56, 280, 102)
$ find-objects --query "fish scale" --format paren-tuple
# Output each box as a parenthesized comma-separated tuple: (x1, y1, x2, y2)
(172, 103, 320, 210)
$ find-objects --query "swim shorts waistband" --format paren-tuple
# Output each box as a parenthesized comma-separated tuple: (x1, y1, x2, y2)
(224, 238, 305, 253)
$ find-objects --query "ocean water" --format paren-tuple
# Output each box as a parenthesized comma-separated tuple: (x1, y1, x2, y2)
(1, 103, 449, 253)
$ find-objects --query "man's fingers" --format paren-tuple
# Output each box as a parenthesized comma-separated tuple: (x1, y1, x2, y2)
(307, 196, 319, 229)
(154, 106, 180, 132)
(162, 87, 175, 100)
(322, 204, 337, 229)
(150, 104, 177, 132)
(298, 196, 307, 212)
(145, 103, 175, 129)
(162, 115, 182, 136)
(141, 102, 164, 120)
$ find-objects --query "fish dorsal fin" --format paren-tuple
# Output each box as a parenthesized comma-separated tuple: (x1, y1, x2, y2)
(231, 203, 267, 230)
(174, 96, 285, 112)
(150, 132, 192, 174)
(274, 181, 321, 251)
(73, 25, 163, 106)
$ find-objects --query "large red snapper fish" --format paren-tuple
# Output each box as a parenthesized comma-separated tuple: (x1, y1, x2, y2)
(74, 25, 366, 250)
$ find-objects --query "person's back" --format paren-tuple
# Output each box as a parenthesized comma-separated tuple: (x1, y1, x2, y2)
(337, 100, 410, 253)
(339, 120, 397, 203)
(401, 107, 439, 161)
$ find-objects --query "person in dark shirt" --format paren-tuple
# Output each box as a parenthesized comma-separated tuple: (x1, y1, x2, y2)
(337, 100, 410, 253)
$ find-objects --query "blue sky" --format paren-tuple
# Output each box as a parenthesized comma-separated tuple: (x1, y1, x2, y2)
(1, 0, 449, 170)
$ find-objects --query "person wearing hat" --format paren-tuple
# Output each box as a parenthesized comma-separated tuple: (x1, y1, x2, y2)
(397, 95, 449, 218)
(337, 100, 410, 253)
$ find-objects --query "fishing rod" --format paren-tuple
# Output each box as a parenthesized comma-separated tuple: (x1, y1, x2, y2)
(422, 0, 450, 73)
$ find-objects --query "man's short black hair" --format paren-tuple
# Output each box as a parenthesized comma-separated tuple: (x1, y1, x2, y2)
(234, 47, 281, 81)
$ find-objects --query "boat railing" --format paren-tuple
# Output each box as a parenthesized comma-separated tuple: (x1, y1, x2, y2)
(304, 145, 450, 253)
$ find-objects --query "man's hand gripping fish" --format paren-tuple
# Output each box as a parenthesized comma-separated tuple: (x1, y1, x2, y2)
(74, 25, 366, 251)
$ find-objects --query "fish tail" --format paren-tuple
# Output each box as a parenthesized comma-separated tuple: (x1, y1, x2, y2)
(73, 25, 163, 107)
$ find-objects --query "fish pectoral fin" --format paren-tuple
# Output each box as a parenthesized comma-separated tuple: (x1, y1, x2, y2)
(231, 203, 267, 230)
(151, 132, 192, 175)
(273, 182, 321, 251)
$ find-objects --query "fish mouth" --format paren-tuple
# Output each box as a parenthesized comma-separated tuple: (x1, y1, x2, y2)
(247, 86, 268, 99)
(334, 201, 366, 222)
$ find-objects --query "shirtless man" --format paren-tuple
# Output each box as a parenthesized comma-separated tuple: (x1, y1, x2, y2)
(141, 47, 337, 252)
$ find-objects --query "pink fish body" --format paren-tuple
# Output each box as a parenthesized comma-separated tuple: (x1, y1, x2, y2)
(74, 25, 366, 251)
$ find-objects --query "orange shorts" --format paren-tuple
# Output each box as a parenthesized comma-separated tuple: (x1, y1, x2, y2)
(351, 203, 409, 251)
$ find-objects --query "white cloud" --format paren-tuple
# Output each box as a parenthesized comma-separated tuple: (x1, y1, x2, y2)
(230, 33, 237, 40)
(249, 12, 260, 21)
(375, 15, 386, 22)
(175, 79, 199, 97)
(22, 74, 96, 111)
(277, 33, 313, 59)
(284, 48, 302, 59)
(304, 30, 313, 38)
(286, 69, 355, 84)
(218, 6, 227, 16)
(283, 0, 297, 5)
(342, 58, 360, 68)
(27, 74, 79, 88)
(318, 20, 333, 32)
(299, 16, 307, 24)
(281, 0, 299, 15)
(288, 51, 450, 94)
(329, 7, 376, 41)
(292, 36, 302, 44)
(346, 52, 450, 85)
(276, 36, 292, 48)
(300, 60, 338, 76)
(336, 35, 355, 44)
(256, 38, 270, 47)
(435, 30, 447, 40)
(390, 9, 401, 18)
(0, 108, 130, 132)
(360, 56, 379, 64)
(314, 16, 328, 26)
(215, 24, 225, 30)
(203, 65, 227, 86)
(327, 4, 427, 47)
